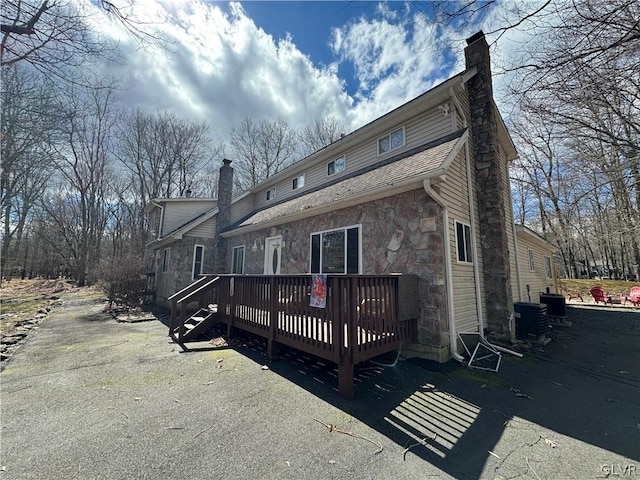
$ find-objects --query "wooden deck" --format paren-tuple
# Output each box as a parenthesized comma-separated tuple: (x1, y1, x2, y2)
(170, 274, 418, 398)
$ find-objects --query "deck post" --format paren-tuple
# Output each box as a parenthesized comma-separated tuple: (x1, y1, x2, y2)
(267, 276, 279, 360)
(169, 300, 177, 335)
(338, 362, 354, 399)
(179, 301, 187, 342)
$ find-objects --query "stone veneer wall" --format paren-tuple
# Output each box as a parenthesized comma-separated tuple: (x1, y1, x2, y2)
(225, 188, 449, 350)
(154, 236, 215, 307)
(465, 32, 514, 341)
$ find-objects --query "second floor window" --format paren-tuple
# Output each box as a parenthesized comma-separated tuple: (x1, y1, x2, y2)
(292, 175, 305, 190)
(327, 156, 346, 176)
(266, 188, 276, 201)
(378, 127, 405, 154)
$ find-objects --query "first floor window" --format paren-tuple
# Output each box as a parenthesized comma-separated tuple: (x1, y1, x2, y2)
(310, 226, 360, 274)
(528, 249, 535, 272)
(162, 248, 170, 272)
(192, 245, 204, 280)
(455, 221, 473, 264)
(544, 256, 552, 279)
(232, 245, 245, 274)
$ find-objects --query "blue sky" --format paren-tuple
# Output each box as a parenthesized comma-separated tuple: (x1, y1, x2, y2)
(92, 1, 513, 143)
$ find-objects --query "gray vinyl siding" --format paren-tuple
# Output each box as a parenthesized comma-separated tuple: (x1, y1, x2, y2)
(230, 195, 255, 224)
(161, 200, 216, 235)
(253, 108, 452, 211)
(185, 217, 216, 238)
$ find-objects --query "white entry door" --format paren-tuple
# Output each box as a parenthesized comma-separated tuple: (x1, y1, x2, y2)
(264, 236, 282, 275)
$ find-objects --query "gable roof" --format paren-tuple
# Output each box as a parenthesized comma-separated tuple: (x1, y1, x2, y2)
(146, 206, 219, 250)
(222, 129, 468, 237)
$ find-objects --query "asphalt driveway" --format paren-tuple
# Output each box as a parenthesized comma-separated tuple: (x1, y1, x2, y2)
(1, 296, 638, 479)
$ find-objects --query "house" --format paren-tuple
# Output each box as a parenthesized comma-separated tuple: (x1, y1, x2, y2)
(145, 31, 558, 370)
(513, 224, 558, 303)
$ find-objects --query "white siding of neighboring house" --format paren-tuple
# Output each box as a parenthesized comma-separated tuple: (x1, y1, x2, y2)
(515, 233, 557, 302)
(161, 200, 216, 236)
(502, 147, 520, 304)
(253, 108, 453, 211)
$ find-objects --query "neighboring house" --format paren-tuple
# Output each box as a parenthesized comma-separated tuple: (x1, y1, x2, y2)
(513, 224, 558, 303)
(145, 31, 558, 363)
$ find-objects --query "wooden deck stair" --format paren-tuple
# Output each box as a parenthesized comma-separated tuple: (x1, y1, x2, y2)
(172, 306, 218, 342)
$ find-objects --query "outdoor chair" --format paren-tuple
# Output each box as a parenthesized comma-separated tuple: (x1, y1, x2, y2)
(589, 285, 612, 305)
(561, 285, 583, 302)
(621, 286, 640, 307)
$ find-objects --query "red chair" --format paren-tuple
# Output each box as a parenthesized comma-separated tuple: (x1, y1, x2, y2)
(590, 286, 612, 305)
(621, 286, 640, 307)
(562, 286, 583, 302)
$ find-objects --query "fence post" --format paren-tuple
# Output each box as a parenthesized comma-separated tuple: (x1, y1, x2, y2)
(267, 276, 279, 360)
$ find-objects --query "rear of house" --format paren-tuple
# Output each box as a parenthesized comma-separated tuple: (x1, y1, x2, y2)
(145, 32, 556, 365)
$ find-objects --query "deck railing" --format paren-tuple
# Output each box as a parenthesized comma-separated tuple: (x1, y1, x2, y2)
(170, 274, 418, 398)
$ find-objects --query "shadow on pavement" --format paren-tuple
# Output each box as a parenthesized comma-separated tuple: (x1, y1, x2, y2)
(217, 305, 640, 479)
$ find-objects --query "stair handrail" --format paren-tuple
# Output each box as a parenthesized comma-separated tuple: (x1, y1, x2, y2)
(176, 276, 221, 305)
(168, 275, 213, 302)
(170, 275, 221, 342)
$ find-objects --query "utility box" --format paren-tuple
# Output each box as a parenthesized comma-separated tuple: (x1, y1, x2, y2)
(514, 302, 549, 338)
(540, 293, 567, 319)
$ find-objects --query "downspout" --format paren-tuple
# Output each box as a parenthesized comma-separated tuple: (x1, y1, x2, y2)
(510, 192, 523, 302)
(450, 86, 484, 335)
(423, 178, 465, 362)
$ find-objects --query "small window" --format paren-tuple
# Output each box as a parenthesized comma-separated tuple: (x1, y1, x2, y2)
(455, 221, 473, 264)
(528, 249, 535, 272)
(232, 245, 245, 274)
(162, 248, 170, 272)
(310, 225, 360, 274)
(378, 127, 405, 154)
(327, 156, 346, 176)
(544, 256, 552, 279)
(292, 175, 305, 190)
(266, 187, 276, 201)
(192, 245, 204, 280)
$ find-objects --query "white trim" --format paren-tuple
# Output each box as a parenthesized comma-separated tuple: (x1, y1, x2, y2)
(292, 174, 305, 190)
(377, 126, 406, 155)
(192, 244, 204, 280)
(264, 235, 282, 275)
(454, 220, 473, 265)
(232, 245, 245, 274)
(327, 155, 346, 176)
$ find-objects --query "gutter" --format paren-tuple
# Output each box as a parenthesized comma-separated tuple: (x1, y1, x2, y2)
(423, 178, 465, 363)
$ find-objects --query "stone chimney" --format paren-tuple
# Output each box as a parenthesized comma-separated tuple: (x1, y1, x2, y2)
(214, 158, 233, 273)
(464, 31, 514, 341)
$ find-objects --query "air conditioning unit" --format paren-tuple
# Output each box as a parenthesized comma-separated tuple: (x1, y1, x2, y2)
(514, 302, 550, 344)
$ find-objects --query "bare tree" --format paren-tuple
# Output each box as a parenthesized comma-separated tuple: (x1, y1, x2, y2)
(1, 65, 58, 279)
(41, 80, 119, 286)
(298, 116, 346, 157)
(229, 117, 297, 190)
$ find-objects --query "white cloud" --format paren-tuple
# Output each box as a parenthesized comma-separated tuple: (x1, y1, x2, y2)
(91, 1, 516, 146)
(93, 0, 353, 143)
